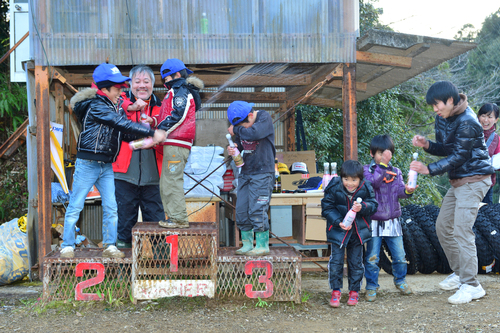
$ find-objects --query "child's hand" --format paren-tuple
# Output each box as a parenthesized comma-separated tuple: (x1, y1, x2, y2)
(128, 98, 147, 111)
(381, 149, 392, 165)
(227, 143, 237, 156)
(405, 184, 419, 194)
(228, 125, 235, 136)
(153, 129, 167, 143)
(352, 201, 362, 213)
(339, 222, 352, 231)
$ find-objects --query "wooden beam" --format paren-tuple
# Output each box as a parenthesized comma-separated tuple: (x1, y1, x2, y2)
(35, 65, 52, 273)
(63, 72, 313, 88)
(301, 97, 342, 109)
(53, 70, 78, 94)
(54, 82, 65, 126)
(327, 80, 367, 92)
(356, 51, 412, 68)
(286, 64, 341, 102)
(342, 63, 357, 161)
(200, 91, 286, 103)
(284, 101, 296, 151)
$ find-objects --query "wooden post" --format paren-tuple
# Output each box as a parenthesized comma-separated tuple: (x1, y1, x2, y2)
(285, 101, 296, 151)
(35, 65, 52, 274)
(342, 63, 357, 161)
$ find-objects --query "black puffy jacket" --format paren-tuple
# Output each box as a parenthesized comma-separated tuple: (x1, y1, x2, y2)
(426, 106, 494, 179)
(321, 177, 378, 248)
(70, 88, 154, 163)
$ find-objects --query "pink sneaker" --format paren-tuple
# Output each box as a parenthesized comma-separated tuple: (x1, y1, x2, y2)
(329, 290, 341, 308)
(347, 291, 359, 306)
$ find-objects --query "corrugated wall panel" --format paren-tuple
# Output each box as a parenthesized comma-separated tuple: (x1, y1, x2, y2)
(31, 0, 358, 66)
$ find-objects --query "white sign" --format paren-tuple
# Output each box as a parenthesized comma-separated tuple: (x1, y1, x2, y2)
(133, 280, 215, 300)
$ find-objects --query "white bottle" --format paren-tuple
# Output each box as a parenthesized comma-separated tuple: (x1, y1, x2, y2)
(140, 113, 150, 130)
(343, 198, 362, 228)
(408, 152, 419, 190)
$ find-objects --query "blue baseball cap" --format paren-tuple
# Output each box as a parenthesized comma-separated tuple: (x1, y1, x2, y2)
(160, 58, 193, 79)
(227, 101, 254, 126)
(93, 63, 131, 87)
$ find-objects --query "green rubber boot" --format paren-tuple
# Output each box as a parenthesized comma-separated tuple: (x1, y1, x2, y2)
(235, 230, 254, 255)
(246, 230, 270, 256)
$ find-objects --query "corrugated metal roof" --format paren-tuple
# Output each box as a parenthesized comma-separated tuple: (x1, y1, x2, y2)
(30, 0, 358, 66)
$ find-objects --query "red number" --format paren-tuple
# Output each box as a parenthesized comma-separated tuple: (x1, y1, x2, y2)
(244, 260, 273, 298)
(166, 235, 178, 272)
(75, 263, 105, 301)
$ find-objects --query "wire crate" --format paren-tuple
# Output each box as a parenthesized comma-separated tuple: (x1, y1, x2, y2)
(131, 222, 218, 301)
(42, 248, 133, 302)
(216, 247, 302, 303)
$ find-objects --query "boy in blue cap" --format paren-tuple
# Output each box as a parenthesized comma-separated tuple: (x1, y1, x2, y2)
(153, 58, 204, 229)
(60, 63, 167, 258)
(227, 101, 275, 256)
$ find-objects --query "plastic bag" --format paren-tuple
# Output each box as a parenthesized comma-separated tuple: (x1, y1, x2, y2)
(0, 217, 29, 285)
(183, 146, 226, 198)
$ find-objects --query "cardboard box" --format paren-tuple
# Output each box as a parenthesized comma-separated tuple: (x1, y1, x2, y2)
(276, 150, 317, 174)
(305, 216, 327, 241)
(306, 203, 322, 216)
(280, 173, 323, 191)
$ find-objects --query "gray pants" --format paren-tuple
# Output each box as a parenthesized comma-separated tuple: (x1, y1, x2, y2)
(436, 178, 491, 286)
(235, 172, 274, 232)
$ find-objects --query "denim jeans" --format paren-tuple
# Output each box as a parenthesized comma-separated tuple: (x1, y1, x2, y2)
(364, 236, 407, 290)
(62, 159, 118, 248)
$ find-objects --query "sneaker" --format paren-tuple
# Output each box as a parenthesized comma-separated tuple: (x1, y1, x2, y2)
(448, 284, 486, 305)
(329, 290, 341, 308)
(102, 245, 125, 258)
(60, 246, 74, 258)
(365, 289, 377, 302)
(116, 240, 131, 249)
(159, 219, 190, 229)
(395, 282, 412, 295)
(439, 272, 461, 290)
(347, 291, 359, 306)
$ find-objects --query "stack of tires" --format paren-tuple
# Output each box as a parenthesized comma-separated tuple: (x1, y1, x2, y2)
(378, 204, 500, 275)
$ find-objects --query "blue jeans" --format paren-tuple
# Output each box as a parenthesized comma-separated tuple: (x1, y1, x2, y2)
(62, 159, 118, 248)
(364, 236, 407, 290)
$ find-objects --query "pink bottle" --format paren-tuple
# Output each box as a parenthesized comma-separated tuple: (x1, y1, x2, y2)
(329, 162, 338, 182)
(342, 198, 362, 228)
(322, 162, 330, 190)
(129, 137, 154, 150)
(140, 113, 150, 130)
(407, 152, 419, 190)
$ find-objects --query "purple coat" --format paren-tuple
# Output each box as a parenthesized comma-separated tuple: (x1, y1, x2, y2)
(363, 161, 411, 221)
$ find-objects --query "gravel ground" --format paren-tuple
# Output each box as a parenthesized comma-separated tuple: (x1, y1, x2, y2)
(1, 272, 499, 333)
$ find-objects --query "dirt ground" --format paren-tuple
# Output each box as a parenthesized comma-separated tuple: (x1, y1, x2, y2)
(1, 271, 499, 333)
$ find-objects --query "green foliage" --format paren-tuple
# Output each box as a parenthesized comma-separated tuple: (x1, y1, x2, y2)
(299, 88, 443, 205)
(0, 146, 28, 222)
(359, 0, 391, 35)
(255, 297, 271, 308)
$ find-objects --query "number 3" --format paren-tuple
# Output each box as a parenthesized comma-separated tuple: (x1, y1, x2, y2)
(75, 263, 105, 301)
(244, 260, 273, 298)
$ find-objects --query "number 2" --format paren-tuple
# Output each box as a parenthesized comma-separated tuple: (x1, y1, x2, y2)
(75, 263, 105, 301)
(244, 260, 273, 298)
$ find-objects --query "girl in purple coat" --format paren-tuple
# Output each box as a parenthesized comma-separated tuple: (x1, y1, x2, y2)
(363, 134, 416, 301)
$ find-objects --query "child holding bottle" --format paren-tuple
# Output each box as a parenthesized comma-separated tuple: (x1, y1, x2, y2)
(363, 134, 416, 302)
(321, 160, 378, 307)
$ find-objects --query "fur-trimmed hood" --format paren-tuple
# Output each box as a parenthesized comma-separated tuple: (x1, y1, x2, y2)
(186, 76, 204, 90)
(70, 88, 97, 109)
